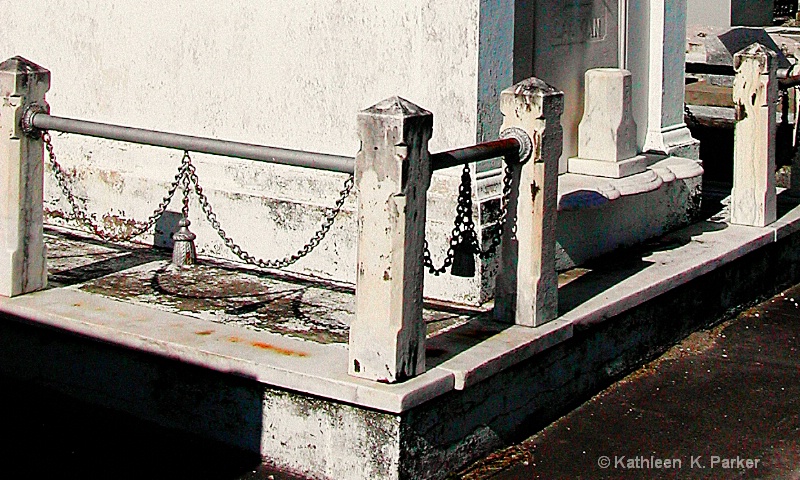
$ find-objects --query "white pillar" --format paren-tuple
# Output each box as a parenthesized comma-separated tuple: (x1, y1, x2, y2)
(348, 96, 432, 383)
(731, 43, 777, 227)
(628, 0, 699, 158)
(494, 78, 562, 327)
(0, 57, 49, 297)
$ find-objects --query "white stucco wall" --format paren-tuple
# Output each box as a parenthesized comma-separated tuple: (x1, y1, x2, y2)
(1, 1, 482, 154)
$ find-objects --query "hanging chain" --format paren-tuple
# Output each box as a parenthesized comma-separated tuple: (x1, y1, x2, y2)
(180, 152, 192, 220)
(684, 103, 700, 128)
(43, 134, 353, 269)
(183, 151, 354, 270)
(423, 164, 512, 275)
(43, 131, 187, 242)
(481, 164, 513, 259)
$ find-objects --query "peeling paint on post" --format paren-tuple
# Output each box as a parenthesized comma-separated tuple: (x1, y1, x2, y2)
(349, 97, 432, 383)
(0, 57, 49, 297)
(494, 78, 563, 327)
(731, 43, 777, 228)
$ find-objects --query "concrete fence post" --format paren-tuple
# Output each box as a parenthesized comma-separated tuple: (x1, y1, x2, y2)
(494, 78, 563, 327)
(0, 57, 50, 297)
(731, 43, 778, 227)
(348, 97, 432, 383)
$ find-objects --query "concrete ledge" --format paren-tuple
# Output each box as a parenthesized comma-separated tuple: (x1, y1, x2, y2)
(0, 287, 455, 414)
(4, 193, 798, 415)
(557, 155, 702, 210)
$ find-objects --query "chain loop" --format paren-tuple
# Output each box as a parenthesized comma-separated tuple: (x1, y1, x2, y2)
(423, 163, 512, 275)
(43, 131, 186, 242)
(43, 134, 353, 269)
(184, 151, 354, 270)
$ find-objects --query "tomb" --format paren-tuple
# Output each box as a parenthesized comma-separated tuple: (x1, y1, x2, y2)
(0, 1, 702, 306)
(0, 4, 798, 480)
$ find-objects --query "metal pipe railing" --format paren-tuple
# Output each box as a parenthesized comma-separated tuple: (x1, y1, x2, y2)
(29, 111, 523, 174)
(430, 138, 520, 170)
(31, 112, 356, 174)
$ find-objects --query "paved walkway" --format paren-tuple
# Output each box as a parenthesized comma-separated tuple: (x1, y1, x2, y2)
(456, 285, 800, 479)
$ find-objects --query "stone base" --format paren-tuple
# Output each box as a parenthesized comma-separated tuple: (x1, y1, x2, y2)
(555, 156, 704, 269)
(645, 124, 701, 160)
(664, 137, 701, 161)
(5, 197, 800, 479)
(567, 154, 649, 178)
(477, 155, 704, 273)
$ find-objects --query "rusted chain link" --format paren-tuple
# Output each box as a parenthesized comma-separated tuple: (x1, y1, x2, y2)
(183, 151, 354, 269)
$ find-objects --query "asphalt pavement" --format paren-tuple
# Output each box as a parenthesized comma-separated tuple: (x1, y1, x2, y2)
(456, 284, 800, 479)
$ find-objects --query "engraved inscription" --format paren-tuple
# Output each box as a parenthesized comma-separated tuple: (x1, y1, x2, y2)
(549, 1, 608, 46)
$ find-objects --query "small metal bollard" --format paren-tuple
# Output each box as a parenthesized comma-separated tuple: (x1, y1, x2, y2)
(171, 217, 197, 267)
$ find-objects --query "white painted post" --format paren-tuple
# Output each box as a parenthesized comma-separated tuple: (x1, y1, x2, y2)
(0, 57, 49, 297)
(349, 97, 432, 383)
(494, 78, 563, 327)
(731, 43, 777, 228)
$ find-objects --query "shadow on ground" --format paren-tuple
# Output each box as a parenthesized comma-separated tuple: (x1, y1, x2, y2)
(0, 373, 307, 480)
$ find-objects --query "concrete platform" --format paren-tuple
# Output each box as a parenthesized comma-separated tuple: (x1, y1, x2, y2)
(3, 192, 800, 479)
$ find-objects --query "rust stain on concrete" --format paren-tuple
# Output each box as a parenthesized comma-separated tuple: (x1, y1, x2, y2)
(195, 330, 214, 336)
(250, 341, 308, 357)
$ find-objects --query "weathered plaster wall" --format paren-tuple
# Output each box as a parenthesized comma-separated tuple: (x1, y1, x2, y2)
(1, 1, 482, 155)
(477, 0, 515, 145)
(0, 0, 490, 299)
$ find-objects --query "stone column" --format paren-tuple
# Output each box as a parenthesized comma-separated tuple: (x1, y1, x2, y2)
(0, 57, 50, 297)
(731, 43, 777, 227)
(628, 0, 699, 158)
(349, 97, 432, 383)
(494, 78, 563, 327)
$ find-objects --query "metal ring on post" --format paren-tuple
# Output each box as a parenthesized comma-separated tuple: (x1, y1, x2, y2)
(21, 103, 48, 138)
(499, 127, 533, 163)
